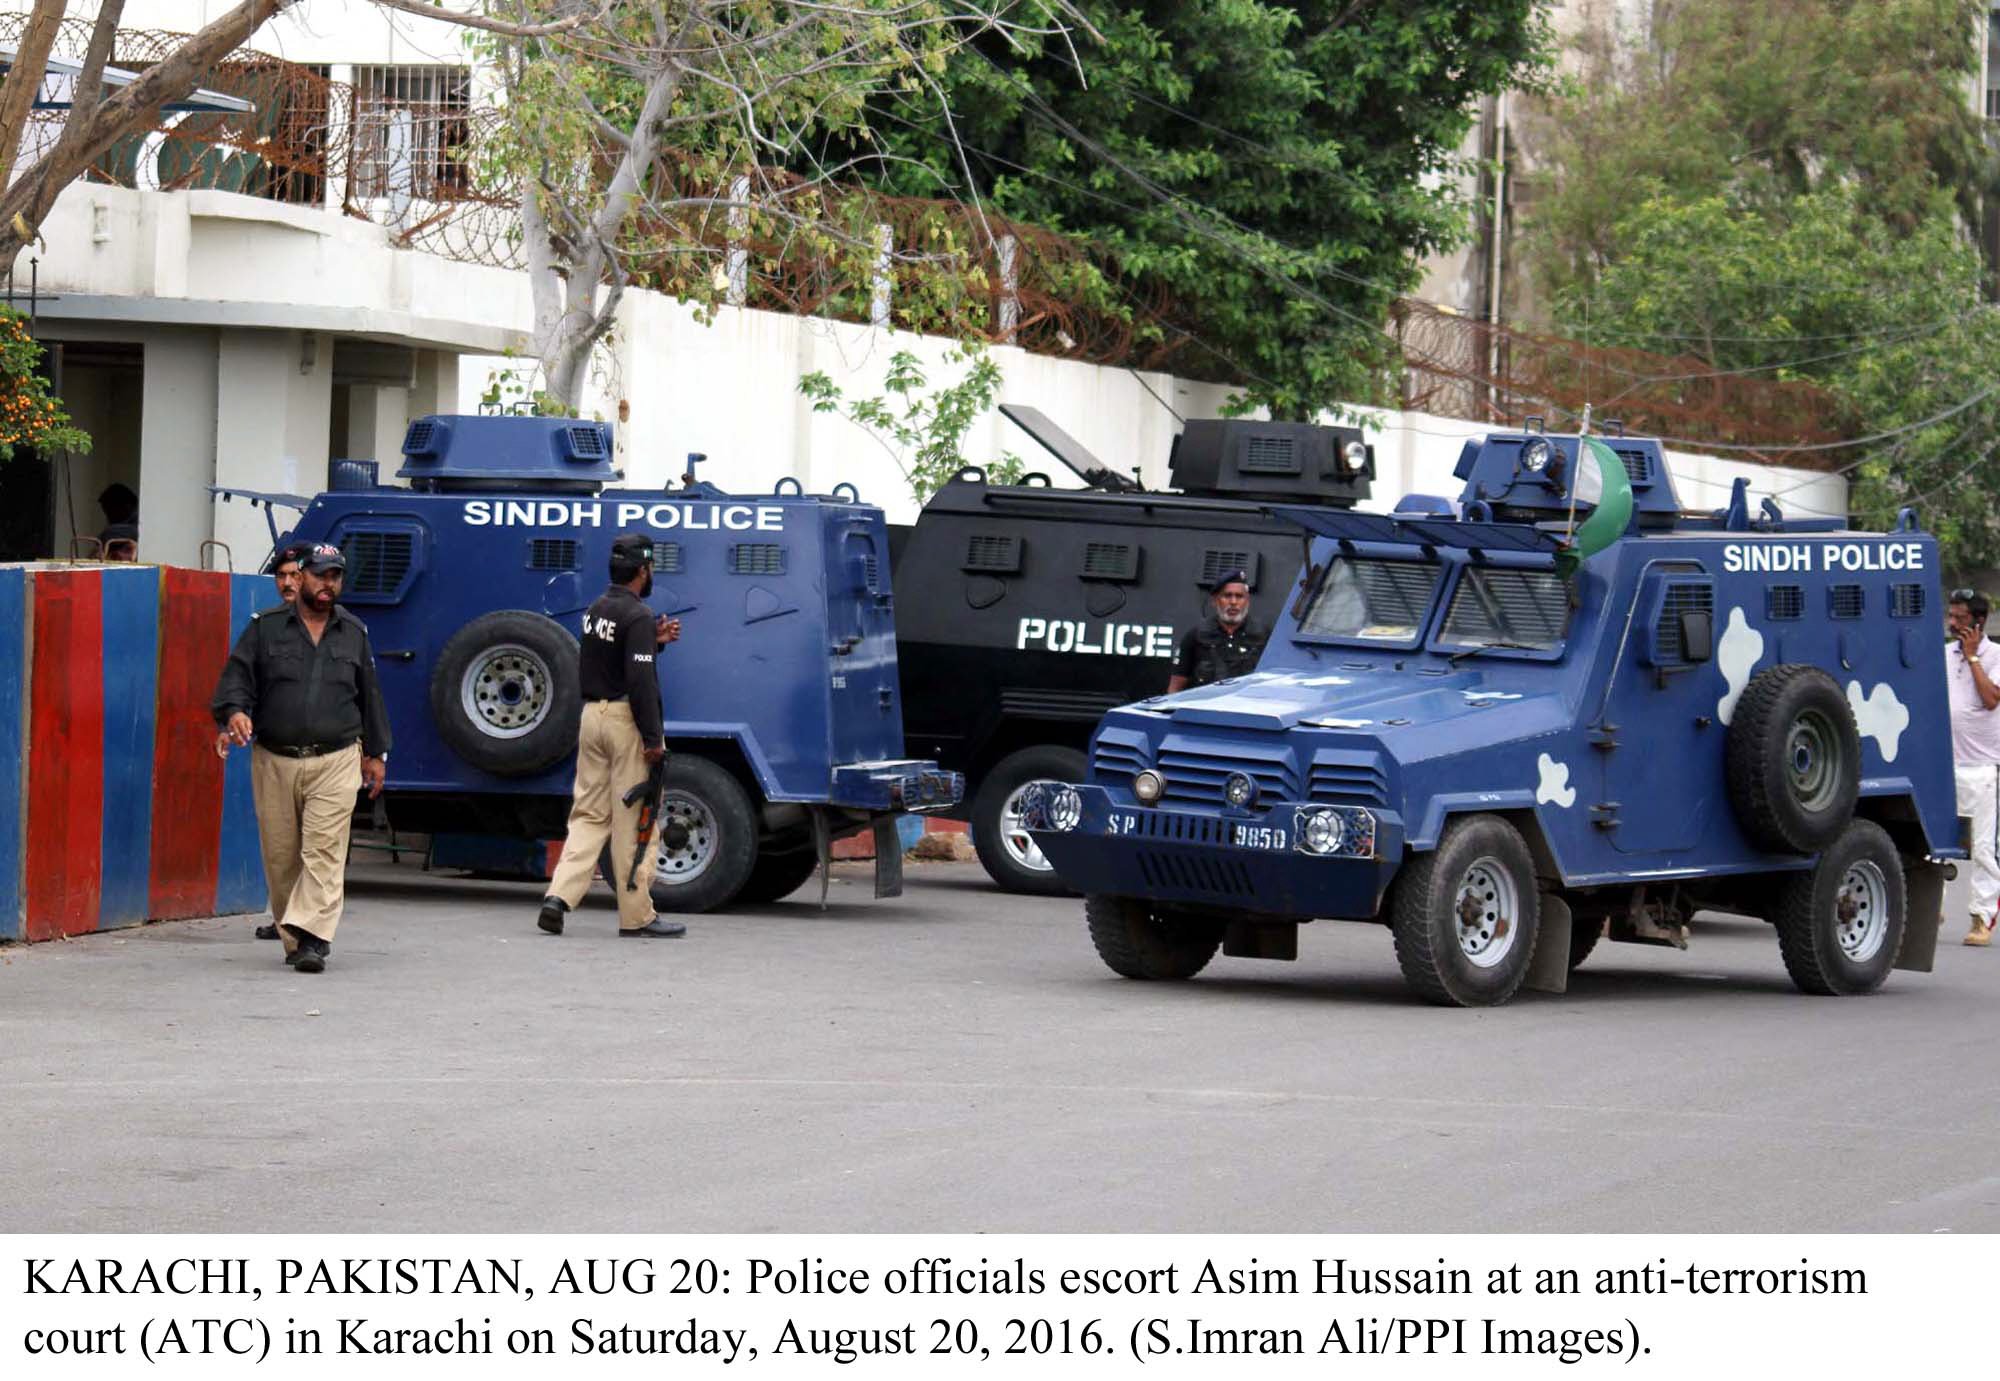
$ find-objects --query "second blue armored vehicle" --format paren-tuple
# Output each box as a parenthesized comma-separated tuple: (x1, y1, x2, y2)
(234, 414, 960, 912)
(1024, 429, 1961, 1005)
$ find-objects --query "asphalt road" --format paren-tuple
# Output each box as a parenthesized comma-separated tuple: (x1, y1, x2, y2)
(2, 857, 1996, 1233)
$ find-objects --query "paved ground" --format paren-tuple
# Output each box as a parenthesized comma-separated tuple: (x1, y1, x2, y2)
(2, 857, 1996, 1233)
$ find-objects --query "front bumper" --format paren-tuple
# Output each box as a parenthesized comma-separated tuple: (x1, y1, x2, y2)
(1022, 783, 1404, 919)
(829, 760, 965, 814)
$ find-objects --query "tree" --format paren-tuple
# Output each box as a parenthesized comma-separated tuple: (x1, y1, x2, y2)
(1567, 187, 2000, 567)
(813, 1, 1553, 418)
(799, 339, 1024, 502)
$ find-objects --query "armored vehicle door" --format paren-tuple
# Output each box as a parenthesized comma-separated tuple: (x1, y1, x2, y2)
(823, 511, 903, 765)
(1595, 561, 1722, 853)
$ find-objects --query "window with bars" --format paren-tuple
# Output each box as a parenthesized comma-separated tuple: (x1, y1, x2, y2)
(1438, 567, 1573, 652)
(1080, 542, 1140, 581)
(730, 543, 785, 575)
(1199, 548, 1257, 589)
(963, 534, 1021, 573)
(1890, 583, 1925, 619)
(339, 530, 417, 600)
(1767, 585, 1805, 620)
(527, 538, 578, 571)
(1298, 557, 1441, 643)
(1829, 585, 1864, 619)
(349, 65, 472, 202)
(1650, 581, 1715, 664)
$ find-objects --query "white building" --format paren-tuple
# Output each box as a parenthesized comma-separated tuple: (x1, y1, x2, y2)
(13, 0, 1845, 570)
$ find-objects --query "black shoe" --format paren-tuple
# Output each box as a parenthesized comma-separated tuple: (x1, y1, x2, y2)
(282, 925, 330, 974)
(255, 923, 279, 940)
(620, 917, 687, 938)
(537, 896, 569, 935)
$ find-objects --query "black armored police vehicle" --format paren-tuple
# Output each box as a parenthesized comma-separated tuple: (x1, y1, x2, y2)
(889, 405, 1373, 893)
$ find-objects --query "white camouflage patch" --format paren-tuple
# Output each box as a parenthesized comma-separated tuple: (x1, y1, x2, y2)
(1535, 753, 1576, 809)
(1846, 681, 1911, 764)
(1716, 606, 1765, 725)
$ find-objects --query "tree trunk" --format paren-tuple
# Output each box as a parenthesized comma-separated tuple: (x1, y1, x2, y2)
(0, 0, 70, 193)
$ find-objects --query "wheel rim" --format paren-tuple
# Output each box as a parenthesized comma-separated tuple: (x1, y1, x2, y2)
(1453, 856, 1520, 969)
(460, 643, 554, 739)
(653, 791, 719, 886)
(1787, 710, 1841, 812)
(1834, 859, 1890, 962)
(999, 782, 1055, 874)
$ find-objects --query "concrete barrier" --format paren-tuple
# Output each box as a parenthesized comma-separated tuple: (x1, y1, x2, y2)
(0, 563, 270, 942)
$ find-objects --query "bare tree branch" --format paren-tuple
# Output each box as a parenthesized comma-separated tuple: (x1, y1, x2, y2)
(363, 0, 611, 40)
(0, 0, 68, 192)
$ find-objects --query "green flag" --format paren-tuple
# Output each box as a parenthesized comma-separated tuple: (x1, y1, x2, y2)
(1555, 435, 1635, 579)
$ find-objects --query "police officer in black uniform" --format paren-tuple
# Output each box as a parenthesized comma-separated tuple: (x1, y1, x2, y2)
(1167, 568, 1268, 692)
(539, 531, 686, 938)
(211, 543, 392, 973)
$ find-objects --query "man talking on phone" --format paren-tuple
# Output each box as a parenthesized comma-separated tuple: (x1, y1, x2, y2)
(1947, 589, 2000, 946)
(538, 532, 687, 939)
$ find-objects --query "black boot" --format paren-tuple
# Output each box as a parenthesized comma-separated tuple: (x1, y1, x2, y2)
(255, 922, 279, 940)
(537, 896, 569, 935)
(620, 916, 687, 938)
(281, 926, 331, 974)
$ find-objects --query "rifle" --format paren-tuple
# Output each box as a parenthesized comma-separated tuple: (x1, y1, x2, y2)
(621, 753, 668, 891)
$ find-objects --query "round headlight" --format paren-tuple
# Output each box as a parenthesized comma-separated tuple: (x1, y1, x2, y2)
(1520, 438, 1553, 473)
(1342, 439, 1369, 474)
(1223, 772, 1257, 808)
(1049, 785, 1083, 832)
(1133, 770, 1165, 804)
(1301, 808, 1346, 856)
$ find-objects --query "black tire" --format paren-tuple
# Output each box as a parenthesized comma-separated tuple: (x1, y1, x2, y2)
(1726, 665, 1861, 855)
(1568, 916, 1602, 971)
(971, 745, 1088, 895)
(1085, 894, 1221, 980)
(1772, 819, 1906, 995)
(647, 755, 759, 913)
(431, 611, 581, 778)
(1390, 814, 1542, 1007)
(737, 848, 820, 905)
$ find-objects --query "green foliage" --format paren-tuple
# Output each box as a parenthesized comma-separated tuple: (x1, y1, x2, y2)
(799, 340, 1024, 502)
(823, 1, 1553, 419)
(0, 308, 90, 460)
(1571, 186, 2000, 566)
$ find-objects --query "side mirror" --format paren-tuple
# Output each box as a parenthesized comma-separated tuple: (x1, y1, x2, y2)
(1679, 608, 1714, 663)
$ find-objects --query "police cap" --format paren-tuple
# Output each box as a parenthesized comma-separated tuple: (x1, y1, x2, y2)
(1209, 567, 1250, 594)
(300, 543, 346, 574)
(611, 531, 656, 566)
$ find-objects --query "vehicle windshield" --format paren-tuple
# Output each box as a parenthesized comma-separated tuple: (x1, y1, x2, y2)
(1436, 566, 1571, 653)
(1296, 557, 1442, 643)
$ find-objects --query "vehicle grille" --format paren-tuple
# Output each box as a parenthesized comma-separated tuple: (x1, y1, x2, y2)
(1091, 728, 1151, 785)
(1137, 849, 1256, 897)
(1306, 750, 1389, 808)
(1156, 741, 1300, 804)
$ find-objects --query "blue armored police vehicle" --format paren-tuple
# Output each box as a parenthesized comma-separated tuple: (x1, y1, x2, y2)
(1022, 428, 1960, 1005)
(890, 405, 1373, 893)
(234, 413, 960, 911)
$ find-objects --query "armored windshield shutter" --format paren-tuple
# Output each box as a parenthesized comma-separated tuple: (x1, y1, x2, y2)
(1081, 542, 1140, 582)
(1652, 578, 1715, 663)
(342, 530, 416, 598)
(1442, 568, 1570, 646)
(1199, 548, 1258, 590)
(1354, 561, 1435, 625)
(964, 534, 1022, 574)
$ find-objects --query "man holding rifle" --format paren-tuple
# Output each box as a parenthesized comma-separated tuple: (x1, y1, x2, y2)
(538, 532, 687, 939)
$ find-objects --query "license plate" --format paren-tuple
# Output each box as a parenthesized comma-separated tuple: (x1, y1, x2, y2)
(1230, 824, 1288, 852)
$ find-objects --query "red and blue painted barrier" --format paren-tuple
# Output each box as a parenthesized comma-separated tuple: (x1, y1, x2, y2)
(0, 563, 271, 942)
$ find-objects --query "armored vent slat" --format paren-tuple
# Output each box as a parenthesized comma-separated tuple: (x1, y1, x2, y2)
(964, 533, 1022, 574)
(1767, 585, 1805, 620)
(1240, 435, 1301, 475)
(402, 420, 436, 456)
(654, 542, 683, 574)
(1307, 753, 1389, 808)
(862, 555, 879, 592)
(1829, 584, 1864, 619)
(1891, 583, 1925, 618)
(1610, 446, 1656, 487)
(1653, 580, 1715, 664)
(1353, 561, 1437, 625)
(1199, 548, 1257, 589)
(1081, 542, 1140, 582)
(730, 543, 786, 575)
(565, 425, 607, 459)
(1156, 746, 1299, 803)
(528, 537, 578, 571)
(343, 531, 415, 598)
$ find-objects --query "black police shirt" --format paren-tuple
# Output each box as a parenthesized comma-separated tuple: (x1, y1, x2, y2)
(1174, 614, 1269, 687)
(579, 584, 666, 747)
(211, 604, 393, 756)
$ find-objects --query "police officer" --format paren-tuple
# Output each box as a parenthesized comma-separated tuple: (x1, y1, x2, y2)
(211, 543, 392, 974)
(538, 532, 686, 939)
(217, 539, 313, 942)
(1167, 569, 1267, 692)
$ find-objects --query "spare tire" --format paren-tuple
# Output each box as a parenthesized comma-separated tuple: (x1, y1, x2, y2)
(1725, 664, 1860, 855)
(431, 610, 581, 778)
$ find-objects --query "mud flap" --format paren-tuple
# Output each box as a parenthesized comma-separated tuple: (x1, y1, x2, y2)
(812, 808, 831, 911)
(873, 818, 903, 899)
(1524, 893, 1572, 995)
(1896, 859, 1946, 973)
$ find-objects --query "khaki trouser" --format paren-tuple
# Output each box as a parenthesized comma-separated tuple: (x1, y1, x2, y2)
(251, 742, 362, 948)
(548, 701, 660, 929)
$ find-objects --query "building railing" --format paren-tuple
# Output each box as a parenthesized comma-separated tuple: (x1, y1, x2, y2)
(1, 16, 1848, 455)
